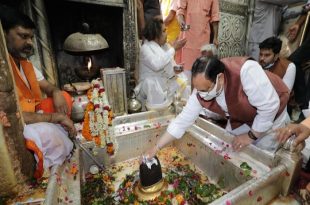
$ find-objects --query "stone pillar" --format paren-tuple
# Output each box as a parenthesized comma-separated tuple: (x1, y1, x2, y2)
(123, 0, 139, 91)
(218, 0, 249, 58)
(0, 22, 35, 196)
(23, 0, 59, 86)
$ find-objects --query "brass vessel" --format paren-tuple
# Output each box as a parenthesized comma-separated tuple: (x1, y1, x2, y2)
(134, 179, 168, 201)
(128, 91, 142, 114)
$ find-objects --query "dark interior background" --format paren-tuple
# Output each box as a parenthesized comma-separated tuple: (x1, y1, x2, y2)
(0, 0, 124, 86)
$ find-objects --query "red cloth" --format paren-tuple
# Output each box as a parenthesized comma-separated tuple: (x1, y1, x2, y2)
(36, 91, 72, 117)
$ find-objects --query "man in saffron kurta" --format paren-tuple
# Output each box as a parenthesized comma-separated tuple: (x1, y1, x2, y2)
(1, 7, 76, 178)
(176, 0, 220, 70)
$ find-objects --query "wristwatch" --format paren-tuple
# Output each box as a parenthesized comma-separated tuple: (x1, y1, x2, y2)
(248, 130, 258, 141)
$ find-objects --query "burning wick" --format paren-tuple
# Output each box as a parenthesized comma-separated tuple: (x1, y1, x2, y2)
(87, 57, 92, 72)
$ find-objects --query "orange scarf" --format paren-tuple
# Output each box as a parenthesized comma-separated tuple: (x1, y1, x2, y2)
(9, 55, 42, 112)
(9, 55, 44, 178)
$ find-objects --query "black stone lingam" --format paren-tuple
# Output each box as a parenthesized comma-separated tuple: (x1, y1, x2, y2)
(139, 156, 162, 187)
(134, 156, 168, 201)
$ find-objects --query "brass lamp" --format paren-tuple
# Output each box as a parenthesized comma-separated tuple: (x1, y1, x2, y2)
(63, 23, 109, 81)
(63, 23, 109, 53)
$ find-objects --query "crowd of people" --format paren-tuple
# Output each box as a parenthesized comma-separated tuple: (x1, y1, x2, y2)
(135, 0, 310, 155)
(136, 0, 310, 201)
(1, 0, 310, 200)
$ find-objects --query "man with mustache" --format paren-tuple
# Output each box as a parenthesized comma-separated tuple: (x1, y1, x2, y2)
(0, 6, 76, 178)
(258, 37, 296, 92)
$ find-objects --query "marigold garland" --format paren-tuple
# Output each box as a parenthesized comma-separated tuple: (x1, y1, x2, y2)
(81, 79, 117, 156)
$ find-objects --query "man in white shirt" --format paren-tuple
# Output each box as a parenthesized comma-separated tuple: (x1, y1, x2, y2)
(259, 37, 296, 91)
(146, 56, 290, 158)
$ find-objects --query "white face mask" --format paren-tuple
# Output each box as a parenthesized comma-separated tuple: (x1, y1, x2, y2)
(263, 62, 275, 69)
(198, 75, 223, 101)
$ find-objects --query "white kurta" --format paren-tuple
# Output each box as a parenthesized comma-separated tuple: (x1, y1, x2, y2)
(167, 60, 290, 151)
(282, 62, 296, 91)
(136, 40, 180, 109)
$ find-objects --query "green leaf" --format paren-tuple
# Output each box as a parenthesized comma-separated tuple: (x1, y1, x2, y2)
(240, 162, 252, 171)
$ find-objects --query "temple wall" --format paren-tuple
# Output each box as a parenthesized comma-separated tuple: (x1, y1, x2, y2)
(219, 0, 251, 58)
(0, 22, 35, 197)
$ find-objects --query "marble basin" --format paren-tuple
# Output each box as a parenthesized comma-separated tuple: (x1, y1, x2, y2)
(44, 111, 302, 205)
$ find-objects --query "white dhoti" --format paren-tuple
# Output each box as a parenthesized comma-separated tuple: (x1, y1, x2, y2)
(23, 122, 73, 169)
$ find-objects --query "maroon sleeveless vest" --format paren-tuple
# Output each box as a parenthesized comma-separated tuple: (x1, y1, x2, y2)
(269, 57, 291, 79)
(197, 57, 289, 129)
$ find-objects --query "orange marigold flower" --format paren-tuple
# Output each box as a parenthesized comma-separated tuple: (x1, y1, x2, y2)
(94, 136, 101, 145)
(175, 194, 184, 204)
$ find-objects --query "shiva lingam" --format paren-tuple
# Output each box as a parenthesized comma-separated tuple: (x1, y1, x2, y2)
(134, 156, 168, 201)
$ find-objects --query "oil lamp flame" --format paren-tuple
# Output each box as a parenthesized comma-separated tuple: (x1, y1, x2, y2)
(87, 57, 92, 71)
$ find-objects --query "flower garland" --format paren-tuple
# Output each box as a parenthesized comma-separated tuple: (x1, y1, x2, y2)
(82, 79, 117, 156)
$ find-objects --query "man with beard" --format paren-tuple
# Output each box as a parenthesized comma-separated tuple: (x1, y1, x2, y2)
(0, 6, 76, 178)
(259, 37, 296, 92)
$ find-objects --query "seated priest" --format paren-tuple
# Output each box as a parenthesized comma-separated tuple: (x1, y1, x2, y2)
(0, 6, 76, 178)
(145, 56, 290, 158)
(135, 17, 187, 110)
